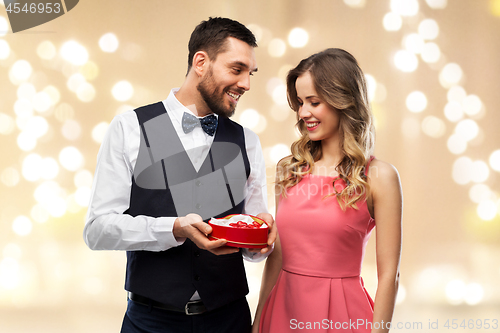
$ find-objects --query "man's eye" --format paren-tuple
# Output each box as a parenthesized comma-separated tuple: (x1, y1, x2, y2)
(233, 68, 241, 74)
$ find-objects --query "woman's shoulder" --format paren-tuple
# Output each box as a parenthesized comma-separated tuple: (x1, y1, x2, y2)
(367, 157, 400, 186)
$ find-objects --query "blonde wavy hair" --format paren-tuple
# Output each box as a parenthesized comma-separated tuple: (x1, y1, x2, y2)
(276, 48, 375, 210)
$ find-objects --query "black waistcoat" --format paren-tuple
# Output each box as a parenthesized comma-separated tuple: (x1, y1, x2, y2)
(124, 102, 251, 311)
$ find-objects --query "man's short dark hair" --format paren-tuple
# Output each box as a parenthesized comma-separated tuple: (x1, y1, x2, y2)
(187, 17, 258, 75)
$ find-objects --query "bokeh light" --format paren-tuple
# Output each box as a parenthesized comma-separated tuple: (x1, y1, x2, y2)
(444, 101, 463, 122)
(112, 80, 134, 101)
(0, 258, 20, 290)
(22, 154, 43, 181)
(364, 74, 377, 102)
(394, 50, 418, 72)
(268, 38, 286, 58)
(447, 134, 467, 155)
(471, 160, 489, 183)
(238, 109, 260, 129)
(426, 0, 447, 9)
(418, 19, 439, 40)
(490, 0, 500, 17)
(462, 94, 482, 116)
(99, 33, 119, 53)
(74, 170, 93, 188)
(40, 158, 60, 180)
(80, 61, 100, 81)
(91, 122, 109, 143)
(246, 24, 263, 43)
(76, 82, 96, 102)
(272, 84, 288, 105)
(288, 28, 309, 48)
(0, 39, 10, 59)
(452, 157, 473, 185)
(343, 0, 366, 8)
(31, 204, 50, 224)
(383, 12, 402, 31)
(17, 83, 36, 100)
(0, 16, 8, 37)
(404, 33, 424, 54)
(266, 77, 283, 96)
(445, 279, 465, 305)
(44, 85, 61, 106)
(455, 119, 479, 142)
(67, 73, 87, 92)
(269, 144, 291, 164)
(12, 216, 33, 237)
(61, 119, 82, 141)
(395, 284, 406, 304)
(401, 117, 420, 139)
(1, 167, 20, 187)
(24, 116, 49, 138)
(59, 147, 84, 172)
(464, 283, 484, 305)
(390, 0, 419, 16)
(420, 42, 441, 63)
(3, 243, 22, 260)
(469, 184, 493, 204)
(270, 104, 291, 122)
(0, 113, 15, 135)
(36, 41, 57, 60)
(54, 103, 76, 122)
(439, 63, 463, 88)
(9, 60, 33, 84)
(489, 150, 500, 172)
(406, 91, 427, 112)
(447, 86, 466, 103)
(47, 197, 68, 218)
(60, 41, 89, 66)
(17, 132, 37, 152)
(477, 200, 497, 221)
(422, 116, 445, 138)
(33, 92, 52, 113)
(33, 182, 68, 218)
(75, 187, 91, 207)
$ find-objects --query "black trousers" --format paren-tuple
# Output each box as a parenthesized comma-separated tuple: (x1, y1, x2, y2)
(120, 297, 251, 333)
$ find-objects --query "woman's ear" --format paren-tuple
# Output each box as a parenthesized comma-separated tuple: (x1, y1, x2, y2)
(192, 51, 208, 77)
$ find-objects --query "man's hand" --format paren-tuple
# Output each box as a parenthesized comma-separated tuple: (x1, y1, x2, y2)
(250, 212, 276, 254)
(173, 213, 239, 255)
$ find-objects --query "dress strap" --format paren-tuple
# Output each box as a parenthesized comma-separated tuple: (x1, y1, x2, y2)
(365, 156, 375, 176)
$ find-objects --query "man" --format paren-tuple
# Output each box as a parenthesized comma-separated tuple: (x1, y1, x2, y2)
(84, 17, 275, 333)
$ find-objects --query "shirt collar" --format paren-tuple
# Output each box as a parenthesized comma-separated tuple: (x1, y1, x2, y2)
(164, 88, 219, 126)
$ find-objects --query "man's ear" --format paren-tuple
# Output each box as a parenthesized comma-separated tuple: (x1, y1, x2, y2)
(192, 51, 209, 77)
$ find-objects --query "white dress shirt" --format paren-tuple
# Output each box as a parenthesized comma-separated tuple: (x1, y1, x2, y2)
(84, 89, 269, 264)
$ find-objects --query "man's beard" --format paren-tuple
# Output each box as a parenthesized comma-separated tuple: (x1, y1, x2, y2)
(197, 67, 236, 118)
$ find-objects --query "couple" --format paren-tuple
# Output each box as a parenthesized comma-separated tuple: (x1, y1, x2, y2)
(84, 17, 402, 333)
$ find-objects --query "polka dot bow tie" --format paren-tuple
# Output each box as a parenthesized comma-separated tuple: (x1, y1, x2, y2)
(182, 112, 218, 136)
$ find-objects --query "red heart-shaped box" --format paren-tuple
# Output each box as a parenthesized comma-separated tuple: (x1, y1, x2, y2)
(208, 214, 268, 248)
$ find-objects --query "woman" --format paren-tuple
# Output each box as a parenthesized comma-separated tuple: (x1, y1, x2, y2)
(253, 48, 402, 333)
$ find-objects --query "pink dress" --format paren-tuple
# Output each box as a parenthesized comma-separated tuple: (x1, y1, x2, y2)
(259, 159, 376, 333)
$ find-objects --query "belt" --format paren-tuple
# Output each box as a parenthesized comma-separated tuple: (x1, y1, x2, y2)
(128, 292, 208, 315)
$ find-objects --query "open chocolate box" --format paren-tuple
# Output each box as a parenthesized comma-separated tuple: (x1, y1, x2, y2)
(208, 214, 268, 248)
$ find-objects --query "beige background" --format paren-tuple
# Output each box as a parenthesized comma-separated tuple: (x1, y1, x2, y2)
(1, 0, 500, 331)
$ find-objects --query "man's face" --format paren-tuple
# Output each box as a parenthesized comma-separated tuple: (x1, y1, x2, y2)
(197, 37, 258, 118)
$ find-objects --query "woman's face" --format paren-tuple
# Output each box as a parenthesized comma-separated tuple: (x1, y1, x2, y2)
(295, 72, 341, 143)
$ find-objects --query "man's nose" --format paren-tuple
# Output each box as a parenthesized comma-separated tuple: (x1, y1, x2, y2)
(237, 73, 251, 91)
